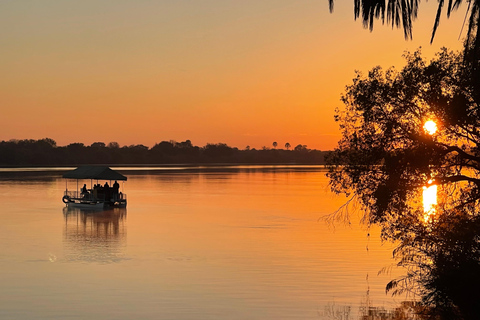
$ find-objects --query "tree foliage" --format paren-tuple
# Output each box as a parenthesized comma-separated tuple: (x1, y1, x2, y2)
(328, 48, 478, 227)
(327, 48, 480, 319)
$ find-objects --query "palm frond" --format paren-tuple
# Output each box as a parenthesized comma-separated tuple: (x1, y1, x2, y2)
(352, 0, 419, 39)
(431, 0, 445, 44)
(328, 0, 334, 12)
(465, 1, 480, 51)
(447, 0, 464, 17)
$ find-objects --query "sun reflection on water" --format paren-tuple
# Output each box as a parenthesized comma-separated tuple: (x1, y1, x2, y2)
(423, 180, 437, 221)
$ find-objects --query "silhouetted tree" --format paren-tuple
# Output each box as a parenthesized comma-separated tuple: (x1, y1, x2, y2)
(107, 142, 120, 149)
(90, 142, 106, 148)
(122, 144, 149, 164)
(38, 138, 56, 148)
(327, 48, 480, 319)
(67, 142, 85, 149)
(328, 1, 480, 99)
(0, 138, 327, 166)
(176, 140, 193, 149)
(152, 141, 175, 153)
(203, 143, 236, 160)
(272, 141, 278, 149)
(285, 142, 291, 150)
(294, 144, 308, 151)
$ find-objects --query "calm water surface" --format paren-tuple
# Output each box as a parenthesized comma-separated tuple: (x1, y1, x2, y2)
(0, 166, 405, 319)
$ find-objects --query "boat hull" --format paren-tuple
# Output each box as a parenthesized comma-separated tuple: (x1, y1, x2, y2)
(65, 201, 127, 208)
(66, 201, 105, 209)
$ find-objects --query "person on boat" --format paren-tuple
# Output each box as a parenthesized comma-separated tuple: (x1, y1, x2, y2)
(113, 180, 119, 200)
(92, 184, 98, 199)
(95, 184, 104, 200)
(104, 182, 110, 201)
(81, 184, 89, 199)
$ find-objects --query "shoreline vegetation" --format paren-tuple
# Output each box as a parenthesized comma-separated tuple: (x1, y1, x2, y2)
(0, 138, 330, 167)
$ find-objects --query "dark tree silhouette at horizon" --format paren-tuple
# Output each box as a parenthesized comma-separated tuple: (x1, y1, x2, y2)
(0, 138, 328, 166)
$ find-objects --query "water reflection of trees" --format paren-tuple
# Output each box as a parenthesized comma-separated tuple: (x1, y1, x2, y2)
(63, 207, 127, 263)
(322, 301, 422, 320)
(389, 212, 480, 320)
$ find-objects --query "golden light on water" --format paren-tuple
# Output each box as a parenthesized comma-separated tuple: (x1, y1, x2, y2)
(422, 120, 437, 221)
(423, 180, 437, 220)
(423, 120, 437, 135)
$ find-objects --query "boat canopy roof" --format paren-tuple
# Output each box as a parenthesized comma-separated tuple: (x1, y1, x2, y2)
(62, 166, 127, 181)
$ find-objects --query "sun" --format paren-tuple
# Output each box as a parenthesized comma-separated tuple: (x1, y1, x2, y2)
(423, 120, 437, 135)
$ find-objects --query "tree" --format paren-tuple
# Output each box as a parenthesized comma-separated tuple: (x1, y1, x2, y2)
(67, 142, 85, 149)
(285, 142, 291, 150)
(90, 142, 106, 148)
(272, 141, 278, 149)
(327, 48, 480, 318)
(328, 0, 480, 87)
(294, 144, 308, 151)
(40, 138, 56, 148)
(203, 143, 235, 158)
(107, 141, 120, 149)
(176, 140, 193, 149)
(152, 141, 175, 153)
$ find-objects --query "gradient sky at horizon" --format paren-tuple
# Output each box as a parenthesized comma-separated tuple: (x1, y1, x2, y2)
(1, 1, 466, 150)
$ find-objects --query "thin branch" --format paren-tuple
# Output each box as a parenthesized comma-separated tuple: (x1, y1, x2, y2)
(438, 143, 480, 164)
(439, 174, 480, 187)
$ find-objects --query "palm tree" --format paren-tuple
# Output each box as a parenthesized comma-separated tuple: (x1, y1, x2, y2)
(285, 142, 291, 150)
(273, 141, 278, 149)
(329, 1, 480, 101)
(328, 1, 480, 56)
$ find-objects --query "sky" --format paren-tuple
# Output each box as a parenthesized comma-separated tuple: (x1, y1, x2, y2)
(0, 1, 467, 150)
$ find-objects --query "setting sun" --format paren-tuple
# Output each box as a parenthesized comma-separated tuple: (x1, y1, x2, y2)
(424, 120, 438, 135)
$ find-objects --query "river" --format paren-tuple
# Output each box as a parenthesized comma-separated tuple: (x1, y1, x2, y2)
(0, 166, 407, 319)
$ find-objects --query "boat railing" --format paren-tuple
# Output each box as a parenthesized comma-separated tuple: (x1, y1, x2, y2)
(64, 190, 126, 202)
(64, 191, 99, 201)
(64, 191, 84, 199)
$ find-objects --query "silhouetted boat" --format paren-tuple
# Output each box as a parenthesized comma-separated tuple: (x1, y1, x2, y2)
(62, 166, 127, 208)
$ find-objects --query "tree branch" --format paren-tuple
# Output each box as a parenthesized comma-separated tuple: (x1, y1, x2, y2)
(439, 175, 480, 187)
(438, 143, 480, 164)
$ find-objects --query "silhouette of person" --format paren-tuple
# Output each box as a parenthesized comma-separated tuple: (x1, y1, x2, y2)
(113, 180, 120, 200)
(81, 184, 88, 199)
(104, 182, 110, 201)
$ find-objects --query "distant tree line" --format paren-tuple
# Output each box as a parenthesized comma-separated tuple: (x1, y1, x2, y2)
(0, 138, 329, 166)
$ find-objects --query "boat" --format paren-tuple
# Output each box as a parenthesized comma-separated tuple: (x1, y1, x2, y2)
(62, 166, 127, 208)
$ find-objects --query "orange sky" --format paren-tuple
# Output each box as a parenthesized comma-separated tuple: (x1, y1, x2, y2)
(0, 1, 465, 150)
